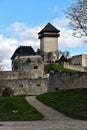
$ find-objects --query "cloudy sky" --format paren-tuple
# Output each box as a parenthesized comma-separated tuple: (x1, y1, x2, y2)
(0, 0, 87, 70)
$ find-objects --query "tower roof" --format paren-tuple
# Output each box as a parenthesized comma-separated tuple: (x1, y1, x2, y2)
(38, 23, 60, 34)
(11, 46, 36, 59)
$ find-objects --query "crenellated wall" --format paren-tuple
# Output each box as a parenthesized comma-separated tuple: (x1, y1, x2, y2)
(0, 71, 19, 80)
(49, 71, 87, 91)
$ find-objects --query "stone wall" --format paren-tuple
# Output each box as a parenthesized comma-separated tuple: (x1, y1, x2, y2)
(1, 78, 47, 96)
(63, 63, 87, 72)
(0, 71, 19, 80)
(12, 55, 44, 79)
(49, 71, 87, 91)
(71, 54, 87, 67)
(0, 55, 48, 96)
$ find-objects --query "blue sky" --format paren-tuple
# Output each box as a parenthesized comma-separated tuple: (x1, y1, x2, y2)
(0, 0, 87, 70)
(0, 0, 73, 27)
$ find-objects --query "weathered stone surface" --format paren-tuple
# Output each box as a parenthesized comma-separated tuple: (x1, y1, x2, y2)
(63, 63, 87, 72)
(49, 71, 87, 91)
(1, 78, 47, 96)
(0, 71, 19, 80)
(0, 55, 48, 96)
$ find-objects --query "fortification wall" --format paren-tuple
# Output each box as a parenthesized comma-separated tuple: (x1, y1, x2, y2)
(49, 71, 87, 91)
(63, 63, 87, 72)
(2, 78, 47, 96)
(12, 55, 44, 79)
(0, 71, 19, 80)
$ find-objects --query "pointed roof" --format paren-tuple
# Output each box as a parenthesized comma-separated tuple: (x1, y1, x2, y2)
(38, 23, 60, 34)
(11, 46, 36, 59)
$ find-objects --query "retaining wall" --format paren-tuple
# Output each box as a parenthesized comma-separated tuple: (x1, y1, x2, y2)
(1, 78, 47, 96)
(49, 71, 87, 91)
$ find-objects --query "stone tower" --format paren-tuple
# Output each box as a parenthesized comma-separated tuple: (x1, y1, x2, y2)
(11, 46, 44, 79)
(38, 23, 60, 63)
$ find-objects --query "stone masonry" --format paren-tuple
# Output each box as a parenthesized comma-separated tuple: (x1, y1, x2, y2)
(48, 71, 87, 91)
(0, 49, 47, 96)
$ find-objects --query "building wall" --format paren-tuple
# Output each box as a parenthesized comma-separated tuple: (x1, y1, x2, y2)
(71, 55, 82, 66)
(71, 55, 87, 67)
(40, 36, 58, 62)
(40, 37, 58, 52)
(82, 55, 87, 66)
(12, 55, 44, 79)
(63, 63, 87, 72)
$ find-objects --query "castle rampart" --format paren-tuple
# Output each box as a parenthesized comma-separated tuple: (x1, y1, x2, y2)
(49, 71, 87, 91)
(0, 71, 19, 80)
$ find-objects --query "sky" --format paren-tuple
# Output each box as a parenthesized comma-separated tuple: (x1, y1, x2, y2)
(0, 0, 87, 70)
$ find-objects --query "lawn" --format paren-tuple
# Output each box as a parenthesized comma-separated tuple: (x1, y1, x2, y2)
(44, 63, 79, 73)
(0, 96, 44, 121)
(36, 88, 87, 120)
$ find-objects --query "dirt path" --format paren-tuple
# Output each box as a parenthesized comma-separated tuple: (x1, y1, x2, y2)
(26, 96, 72, 121)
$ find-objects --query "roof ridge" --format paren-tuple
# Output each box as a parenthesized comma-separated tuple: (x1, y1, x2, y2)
(38, 22, 60, 34)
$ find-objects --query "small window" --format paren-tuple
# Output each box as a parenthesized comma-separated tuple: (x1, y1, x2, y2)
(34, 66, 38, 69)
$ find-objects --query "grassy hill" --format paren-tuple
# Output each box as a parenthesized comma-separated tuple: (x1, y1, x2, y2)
(37, 88, 87, 120)
(44, 63, 79, 73)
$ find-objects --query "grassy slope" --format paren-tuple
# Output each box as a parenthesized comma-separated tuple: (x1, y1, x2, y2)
(37, 88, 87, 120)
(44, 64, 79, 73)
(0, 96, 44, 121)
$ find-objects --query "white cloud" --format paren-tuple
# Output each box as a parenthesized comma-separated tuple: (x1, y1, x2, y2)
(53, 18, 86, 48)
(0, 35, 18, 57)
(53, 18, 69, 28)
(7, 22, 27, 34)
(0, 34, 18, 70)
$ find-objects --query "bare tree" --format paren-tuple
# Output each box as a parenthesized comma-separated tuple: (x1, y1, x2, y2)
(59, 50, 70, 59)
(67, 0, 87, 37)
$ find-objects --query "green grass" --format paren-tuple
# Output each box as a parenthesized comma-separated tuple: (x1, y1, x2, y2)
(44, 64, 79, 73)
(0, 96, 44, 121)
(37, 88, 87, 120)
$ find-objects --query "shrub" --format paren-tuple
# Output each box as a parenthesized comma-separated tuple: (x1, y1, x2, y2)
(2, 87, 14, 96)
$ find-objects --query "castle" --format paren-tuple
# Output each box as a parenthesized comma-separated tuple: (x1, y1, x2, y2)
(0, 23, 60, 96)
(0, 23, 87, 96)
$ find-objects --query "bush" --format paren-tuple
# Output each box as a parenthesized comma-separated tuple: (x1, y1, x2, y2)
(2, 87, 14, 96)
